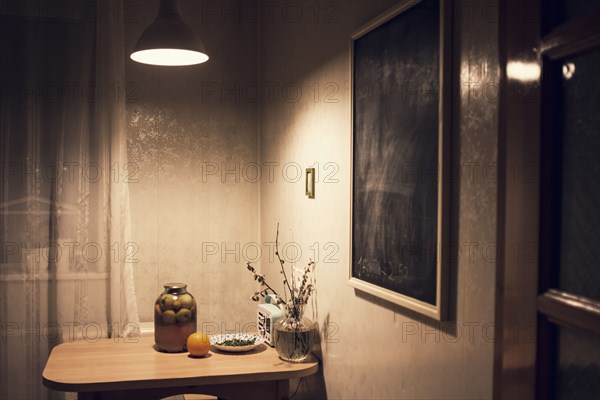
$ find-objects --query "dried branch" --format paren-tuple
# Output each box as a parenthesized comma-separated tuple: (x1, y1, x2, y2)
(244, 225, 316, 313)
(246, 262, 283, 303)
(275, 222, 293, 299)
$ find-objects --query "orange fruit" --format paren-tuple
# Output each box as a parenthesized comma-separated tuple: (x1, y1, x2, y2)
(187, 333, 211, 357)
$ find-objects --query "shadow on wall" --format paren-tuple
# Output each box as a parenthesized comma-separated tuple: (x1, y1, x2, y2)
(292, 318, 328, 400)
(355, 289, 459, 339)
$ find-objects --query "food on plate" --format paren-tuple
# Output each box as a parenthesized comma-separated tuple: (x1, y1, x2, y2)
(217, 338, 256, 347)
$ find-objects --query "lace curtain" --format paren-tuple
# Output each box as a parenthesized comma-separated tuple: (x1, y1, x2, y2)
(0, 1, 139, 398)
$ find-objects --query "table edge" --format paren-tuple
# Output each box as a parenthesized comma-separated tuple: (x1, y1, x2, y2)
(43, 362, 319, 393)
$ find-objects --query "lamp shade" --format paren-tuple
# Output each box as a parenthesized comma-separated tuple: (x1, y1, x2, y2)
(130, 0, 209, 66)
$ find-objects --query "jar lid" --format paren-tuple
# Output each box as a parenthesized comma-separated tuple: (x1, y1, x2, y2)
(164, 282, 187, 289)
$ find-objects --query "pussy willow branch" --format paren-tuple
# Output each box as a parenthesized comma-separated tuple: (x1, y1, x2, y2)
(247, 263, 285, 304)
(297, 261, 315, 304)
(246, 224, 315, 309)
(275, 222, 293, 300)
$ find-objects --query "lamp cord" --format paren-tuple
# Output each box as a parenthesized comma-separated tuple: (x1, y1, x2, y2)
(289, 377, 303, 399)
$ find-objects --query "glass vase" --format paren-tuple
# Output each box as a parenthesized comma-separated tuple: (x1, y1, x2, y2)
(154, 283, 197, 352)
(273, 303, 312, 362)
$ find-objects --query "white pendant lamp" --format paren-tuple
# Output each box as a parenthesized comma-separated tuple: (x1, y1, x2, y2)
(130, 0, 209, 66)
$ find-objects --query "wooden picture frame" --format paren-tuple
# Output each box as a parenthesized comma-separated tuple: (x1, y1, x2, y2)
(349, 0, 452, 320)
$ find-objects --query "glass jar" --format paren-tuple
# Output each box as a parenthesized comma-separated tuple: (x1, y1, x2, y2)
(273, 303, 313, 362)
(154, 283, 197, 352)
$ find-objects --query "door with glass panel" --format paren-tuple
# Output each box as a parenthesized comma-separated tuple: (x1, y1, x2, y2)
(537, 1, 600, 399)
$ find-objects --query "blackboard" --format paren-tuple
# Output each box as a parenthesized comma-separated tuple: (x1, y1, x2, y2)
(350, 0, 450, 320)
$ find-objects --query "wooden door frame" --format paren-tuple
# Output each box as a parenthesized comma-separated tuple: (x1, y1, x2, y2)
(494, 0, 542, 398)
(496, 1, 600, 399)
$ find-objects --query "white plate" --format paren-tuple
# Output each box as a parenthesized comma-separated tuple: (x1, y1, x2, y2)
(210, 333, 265, 353)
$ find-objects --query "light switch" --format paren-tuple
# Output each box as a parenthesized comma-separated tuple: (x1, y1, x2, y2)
(305, 168, 315, 199)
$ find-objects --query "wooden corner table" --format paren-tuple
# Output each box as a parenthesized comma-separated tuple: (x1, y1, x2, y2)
(42, 336, 319, 400)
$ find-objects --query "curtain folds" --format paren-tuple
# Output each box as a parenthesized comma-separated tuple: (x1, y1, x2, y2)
(95, 0, 140, 338)
(0, 1, 139, 398)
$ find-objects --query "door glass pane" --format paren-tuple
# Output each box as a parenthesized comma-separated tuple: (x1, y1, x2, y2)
(559, 47, 600, 301)
(554, 325, 600, 400)
(560, 0, 600, 23)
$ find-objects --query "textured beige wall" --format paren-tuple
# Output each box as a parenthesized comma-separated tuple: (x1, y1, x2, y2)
(258, 0, 500, 398)
(125, 0, 500, 397)
(125, 0, 259, 329)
